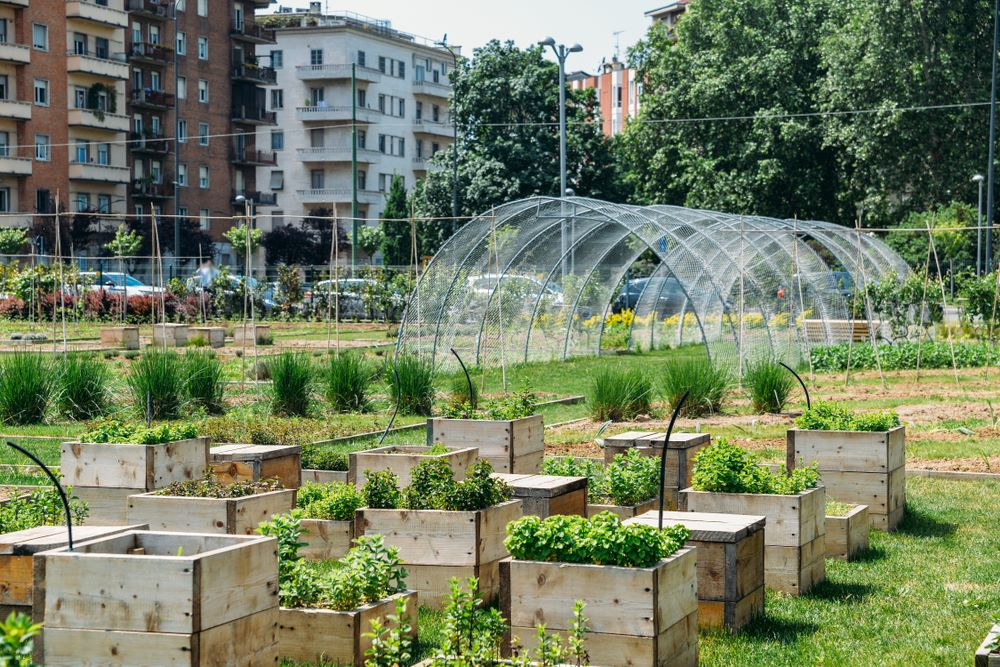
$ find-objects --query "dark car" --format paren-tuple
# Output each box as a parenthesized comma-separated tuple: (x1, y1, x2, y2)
(612, 277, 686, 315)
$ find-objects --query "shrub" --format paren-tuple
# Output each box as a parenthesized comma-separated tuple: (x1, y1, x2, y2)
(183, 350, 225, 414)
(325, 354, 373, 412)
(300, 444, 349, 471)
(691, 440, 820, 495)
(0, 352, 54, 425)
(296, 482, 363, 521)
(660, 357, 731, 417)
(154, 474, 281, 498)
(362, 470, 402, 509)
(127, 349, 184, 420)
(795, 401, 900, 432)
(0, 486, 88, 534)
(186, 334, 209, 348)
(743, 357, 795, 414)
(605, 449, 660, 506)
(269, 352, 313, 417)
(79, 419, 197, 444)
(388, 355, 435, 416)
(56, 354, 109, 420)
(587, 366, 651, 421)
(360, 460, 512, 512)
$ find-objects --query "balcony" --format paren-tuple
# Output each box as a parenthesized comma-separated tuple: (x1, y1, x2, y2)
(413, 119, 454, 138)
(231, 105, 277, 126)
(412, 156, 428, 171)
(130, 132, 171, 155)
(67, 51, 129, 80)
(0, 99, 31, 121)
(231, 63, 277, 85)
(296, 188, 381, 206)
(68, 108, 130, 132)
(230, 19, 276, 45)
(295, 64, 381, 82)
(131, 180, 175, 199)
(295, 105, 380, 124)
(0, 0, 29, 7)
(412, 79, 450, 99)
(231, 191, 277, 206)
(297, 146, 378, 163)
(231, 147, 277, 166)
(69, 161, 130, 184)
(0, 41, 30, 65)
(125, 0, 173, 19)
(0, 155, 31, 177)
(66, 0, 128, 29)
(130, 89, 175, 110)
(129, 42, 173, 65)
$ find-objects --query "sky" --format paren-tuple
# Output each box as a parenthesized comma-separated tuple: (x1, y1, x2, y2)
(263, 1, 656, 72)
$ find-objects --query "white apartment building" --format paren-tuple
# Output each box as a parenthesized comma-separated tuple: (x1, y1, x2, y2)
(256, 10, 454, 253)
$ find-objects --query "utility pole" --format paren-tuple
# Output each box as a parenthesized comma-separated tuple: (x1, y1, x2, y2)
(351, 64, 358, 275)
(435, 36, 460, 221)
(986, 0, 999, 272)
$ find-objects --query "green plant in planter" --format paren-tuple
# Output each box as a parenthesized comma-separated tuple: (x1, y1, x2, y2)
(604, 449, 660, 506)
(443, 391, 537, 420)
(0, 486, 88, 533)
(153, 474, 281, 498)
(362, 470, 402, 509)
(300, 444, 348, 471)
(296, 481, 363, 521)
(360, 460, 512, 512)
(691, 439, 820, 495)
(795, 401, 900, 432)
(79, 418, 197, 444)
(363, 597, 413, 667)
(542, 456, 606, 503)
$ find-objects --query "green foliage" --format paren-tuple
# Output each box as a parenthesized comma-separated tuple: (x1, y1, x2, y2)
(79, 418, 197, 444)
(257, 511, 307, 585)
(505, 511, 689, 568)
(362, 470, 401, 509)
(587, 366, 652, 421)
(379, 175, 413, 267)
(959, 270, 1000, 335)
(403, 458, 454, 510)
(743, 357, 795, 414)
(127, 349, 184, 420)
(884, 203, 974, 273)
(691, 440, 820, 495)
(811, 340, 999, 371)
(436, 578, 508, 664)
(444, 391, 536, 420)
(296, 482, 363, 521)
(269, 352, 313, 417)
(660, 357, 731, 417)
(223, 224, 262, 258)
(387, 355, 435, 416)
(356, 226, 385, 264)
(0, 228, 27, 256)
(300, 445, 349, 471)
(182, 350, 225, 414)
(604, 449, 660, 506)
(325, 354, 374, 413)
(542, 456, 606, 503)
(796, 401, 901, 432)
(861, 272, 943, 340)
(0, 352, 54, 425)
(0, 612, 42, 667)
(0, 486, 88, 534)
(154, 474, 281, 498)
(363, 597, 413, 667)
(361, 460, 512, 512)
(55, 354, 109, 420)
(447, 374, 479, 412)
(444, 460, 513, 512)
(104, 227, 142, 258)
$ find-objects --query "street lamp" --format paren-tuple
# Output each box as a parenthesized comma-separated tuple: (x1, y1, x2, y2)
(974, 174, 985, 276)
(435, 35, 460, 222)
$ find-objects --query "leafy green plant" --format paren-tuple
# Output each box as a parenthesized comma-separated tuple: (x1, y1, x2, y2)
(127, 349, 185, 420)
(443, 391, 537, 420)
(587, 366, 652, 421)
(660, 357, 731, 417)
(448, 374, 479, 411)
(0, 352, 54, 425)
(360, 460, 512, 512)
(387, 355, 435, 416)
(402, 458, 454, 510)
(56, 354, 109, 420)
(444, 460, 513, 511)
(0, 486, 88, 534)
(0, 611, 42, 667)
(796, 401, 901, 432)
(542, 456, 606, 503)
(325, 354, 374, 412)
(296, 482, 363, 521)
(182, 350, 225, 414)
(437, 577, 507, 664)
(604, 449, 660, 506)
(300, 444, 349, 471)
(79, 418, 197, 444)
(825, 500, 854, 517)
(362, 470, 401, 509)
(269, 352, 313, 417)
(691, 439, 820, 495)
(154, 474, 281, 498)
(363, 597, 413, 667)
(743, 357, 795, 414)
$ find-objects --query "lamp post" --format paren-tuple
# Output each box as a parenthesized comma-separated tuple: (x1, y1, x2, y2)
(435, 35, 460, 222)
(975, 174, 985, 276)
(986, 0, 1000, 273)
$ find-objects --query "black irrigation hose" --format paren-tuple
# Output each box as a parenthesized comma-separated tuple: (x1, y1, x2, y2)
(658, 391, 689, 530)
(378, 363, 401, 446)
(779, 362, 811, 410)
(450, 347, 474, 410)
(5, 441, 73, 551)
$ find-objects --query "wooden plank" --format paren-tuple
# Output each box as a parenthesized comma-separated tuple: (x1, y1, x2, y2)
(127, 490, 295, 535)
(788, 427, 905, 473)
(196, 607, 279, 666)
(681, 486, 824, 547)
(299, 518, 355, 561)
(195, 537, 279, 629)
(975, 625, 1000, 667)
(404, 562, 500, 609)
(540, 487, 587, 518)
(495, 473, 587, 497)
(278, 607, 355, 665)
(74, 486, 145, 525)
(763, 535, 825, 595)
(476, 499, 522, 564)
(588, 497, 659, 520)
(0, 555, 32, 606)
(61, 438, 209, 490)
(349, 446, 478, 486)
(301, 469, 349, 485)
(428, 415, 544, 473)
(734, 528, 765, 599)
(628, 510, 766, 543)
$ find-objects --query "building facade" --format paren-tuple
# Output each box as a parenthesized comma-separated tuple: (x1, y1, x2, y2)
(645, 1, 689, 26)
(569, 58, 640, 137)
(256, 9, 454, 260)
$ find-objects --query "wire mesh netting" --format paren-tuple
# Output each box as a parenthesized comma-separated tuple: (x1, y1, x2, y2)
(397, 197, 910, 370)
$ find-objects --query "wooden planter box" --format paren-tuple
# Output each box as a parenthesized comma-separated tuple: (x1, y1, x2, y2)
(427, 414, 544, 473)
(189, 326, 225, 348)
(493, 473, 587, 518)
(33, 530, 279, 666)
(61, 437, 210, 525)
(152, 323, 189, 347)
(233, 324, 271, 344)
(604, 432, 710, 510)
(356, 500, 522, 608)
(588, 497, 659, 520)
(787, 426, 905, 530)
(100, 326, 139, 350)
(301, 469, 349, 485)
(682, 485, 825, 595)
(500, 547, 698, 667)
(127, 488, 296, 535)
(348, 445, 478, 487)
(278, 591, 417, 666)
(825, 504, 869, 561)
(299, 518, 357, 561)
(976, 625, 1000, 667)
(211, 443, 302, 490)
(626, 511, 765, 631)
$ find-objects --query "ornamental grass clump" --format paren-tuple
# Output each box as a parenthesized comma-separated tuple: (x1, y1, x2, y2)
(795, 400, 900, 432)
(360, 459, 512, 512)
(57, 354, 109, 420)
(587, 366, 652, 421)
(691, 439, 820, 495)
(127, 349, 184, 420)
(388, 355, 435, 416)
(269, 352, 314, 417)
(324, 354, 374, 413)
(296, 481, 363, 521)
(743, 356, 795, 414)
(182, 350, 226, 414)
(504, 511, 689, 568)
(0, 351, 54, 425)
(660, 356, 731, 417)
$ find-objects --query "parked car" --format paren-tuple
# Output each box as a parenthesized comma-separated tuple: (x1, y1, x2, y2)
(185, 273, 277, 312)
(80, 272, 163, 297)
(611, 277, 686, 315)
(466, 274, 565, 306)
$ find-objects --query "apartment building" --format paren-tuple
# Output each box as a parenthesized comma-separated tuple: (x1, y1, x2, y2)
(570, 57, 640, 137)
(645, 1, 689, 27)
(256, 9, 454, 250)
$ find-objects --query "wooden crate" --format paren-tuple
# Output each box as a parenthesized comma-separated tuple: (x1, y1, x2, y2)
(100, 326, 139, 350)
(300, 518, 356, 561)
(348, 445, 478, 486)
(278, 591, 416, 666)
(34, 530, 279, 666)
(189, 327, 225, 348)
(588, 497, 659, 520)
(976, 625, 1000, 667)
(301, 469, 349, 485)
(233, 324, 272, 344)
(61, 437, 210, 491)
(626, 510, 765, 631)
(492, 473, 587, 518)
(501, 547, 698, 667)
(602, 430, 660, 452)
(69, 486, 144, 525)
(152, 323, 190, 346)
(681, 485, 825, 595)
(825, 504, 869, 561)
(787, 426, 905, 531)
(211, 443, 302, 490)
(604, 432, 710, 489)
(127, 489, 296, 535)
(356, 500, 522, 608)
(427, 415, 544, 473)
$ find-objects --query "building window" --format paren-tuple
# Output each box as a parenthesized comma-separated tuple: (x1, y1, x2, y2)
(310, 48, 323, 66)
(357, 170, 367, 191)
(198, 165, 209, 189)
(271, 130, 284, 150)
(178, 206, 188, 221)
(271, 50, 283, 68)
(198, 123, 209, 146)
(33, 79, 48, 106)
(98, 194, 111, 214)
(75, 140, 89, 163)
(177, 76, 187, 99)
(31, 23, 47, 51)
(197, 0, 207, 16)
(0, 132, 7, 158)
(357, 130, 366, 149)
(178, 120, 187, 143)
(378, 173, 390, 192)
(199, 208, 210, 230)
(75, 193, 90, 213)
(178, 163, 188, 186)
(35, 135, 49, 161)
(197, 36, 208, 59)
(198, 80, 208, 103)
(432, 105, 440, 122)
(97, 143, 110, 166)
(269, 170, 284, 191)
(357, 50, 366, 67)
(0, 188, 10, 213)
(377, 135, 405, 157)
(378, 56, 385, 73)
(270, 89, 283, 110)
(310, 170, 324, 189)
(176, 31, 186, 55)
(357, 88, 366, 107)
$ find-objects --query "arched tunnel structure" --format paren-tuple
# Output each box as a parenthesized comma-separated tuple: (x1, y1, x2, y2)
(396, 197, 910, 370)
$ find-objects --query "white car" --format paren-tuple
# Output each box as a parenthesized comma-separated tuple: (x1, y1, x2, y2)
(81, 272, 163, 297)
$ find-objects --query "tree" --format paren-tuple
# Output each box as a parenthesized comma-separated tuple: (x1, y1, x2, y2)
(260, 210, 351, 267)
(885, 202, 975, 274)
(104, 226, 143, 275)
(156, 218, 215, 261)
(223, 224, 262, 261)
(356, 225, 384, 264)
(0, 228, 27, 256)
(380, 175, 412, 267)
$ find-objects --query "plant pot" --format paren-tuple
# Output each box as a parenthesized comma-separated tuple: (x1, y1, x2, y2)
(211, 443, 302, 490)
(299, 517, 357, 561)
(681, 485, 826, 595)
(787, 426, 904, 530)
(278, 591, 417, 666)
(356, 500, 522, 608)
(233, 324, 271, 344)
(825, 504, 869, 561)
(976, 625, 1000, 666)
(427, 415, 544, 473)
(127, 488, 296, 535)
(348, 445, 478, 486)
(500, 547, 699, 667)
(33, 530, 279, 666)
(100, 326, 139, 350)
(588, 497, 659, 520)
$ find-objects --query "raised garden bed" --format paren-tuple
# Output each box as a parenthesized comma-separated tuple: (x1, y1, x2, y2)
(34, 530, 279, 666)
(603, 432, 710, 502)
(211, 443, 302, 490)
(233, 324, 272, 344)
(544, 451, 662, 518)
(976, 625, 1000, 667)
(301, 469, 349, 485)
(825, 502, 870, 561)
(152, 323, 189, 347)
(588, 496, 659, 519)
(189, 326, 225, 348)
(349, 445, 478, 486)
(427, 414, 544, 473)
(295, 482, 363, 561)
(492, 473, 587, 518)
(99, 326, 139, 350)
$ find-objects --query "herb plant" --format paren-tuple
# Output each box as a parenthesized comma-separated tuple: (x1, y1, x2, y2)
(0, 611, 42, 667)
(542, 456, 606, 502)
(57, 354, 109, 420)
(691, 440, 821, 495)
(301, 444, 349, 471)
(325, 354, 374, 413)
(270, 352, 314, 417)
(743, 356, 795, 414)
(0, 486, 88, 533)
(79, 418, 198, 444)
(153, 474, 281, 498)
(660, 357, 731, 417)
(604, 449, 660, 506)
(182, 350, 226, 414)
(795, 401, 900, 432)
(363, 597, 413, 667)
(296, 482, 363, 521)
(387, 355, 435, 416)
(362, 470, 402, 509)
(443, 391, 537, 420)
(0, 352, 54, 425)
(127, 349, 185, 420)
(360, 460, 513, 512)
